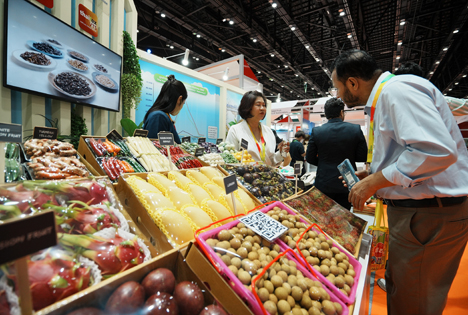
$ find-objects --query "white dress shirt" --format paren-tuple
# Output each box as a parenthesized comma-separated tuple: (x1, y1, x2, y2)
(225, 120, 284, 166)
(368, 72, 468, 199)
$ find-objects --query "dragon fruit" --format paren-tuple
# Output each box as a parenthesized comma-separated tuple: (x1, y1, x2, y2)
(58, 233, 145, 277)
(3, 253, 91, 311)
(0, 290, 10, 315)
(0, 189, 57, 214)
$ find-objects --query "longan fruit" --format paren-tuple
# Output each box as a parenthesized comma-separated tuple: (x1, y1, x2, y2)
(269, 294, 278, 303)
(297, 278, 308, 291)
(218, 230, 231, 241)
(290, 265, 298, 275)
(291, 286, 303, 301)
(337, 263, 348, 272)
(271, 275, 284, 287)
(334, 276, 345, 288)
(264, 280, 274, 293)
(277, 271, 288, 282)
(320, 242, 330, 251)
(291, 308, 303, 315)
(308, 306, 321, 315)
(264, 300, 277, 315)
(237, 222, 245, 229)
(278, 299, 292, 314)
(288, 275, 298, 287)
(206, 238, 217, 248)
(309, 286, 321, 300)
(238, 270, 251, 285)
(347, 269, 356, 277)
(344, 275, 354, 286)
(230, 238, 241, 249)
(321, 300, 336, 315)
(248, 251, 259, 261)
(245, 235, 253, 242)
(275, 287, 289, 300)
(258, 287, 269, 302)
(311, 300, 322, 311)
(237, 247, 248, 258)
(216, 240, 230, 249)
(231, 257, 242, 269)
(320, 265, 330, 276)
(242, 241, 253, 252)
(228, 265, 238, 276)
(304, 278, 315, 289)
(221, 255, 231, 265)
(337, 267, 346, 276)
(282, 282, 292, 295)
(270, 250, 279, 259)
(317, 250, 327, 260)
(321, 258, 331, 267)
(343, 284, 351, 294)
(334, 302, 343, 315)
(300, 295, 313, 309)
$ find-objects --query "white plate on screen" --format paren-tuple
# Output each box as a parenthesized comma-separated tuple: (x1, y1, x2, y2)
(48, 70, 97, 100)
(12, 49, 57, 70)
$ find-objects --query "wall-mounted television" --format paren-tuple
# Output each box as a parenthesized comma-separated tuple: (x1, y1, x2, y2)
(3, 0, 122, 112)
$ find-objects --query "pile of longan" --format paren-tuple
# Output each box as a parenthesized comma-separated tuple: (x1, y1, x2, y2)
(205, 222, 344, 315)
(266, 207, 356, 297)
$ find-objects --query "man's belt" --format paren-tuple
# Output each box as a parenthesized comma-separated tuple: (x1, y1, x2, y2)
(384, 196, 467, 208)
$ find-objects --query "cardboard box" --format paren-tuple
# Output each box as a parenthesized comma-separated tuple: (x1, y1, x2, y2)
(185, 242, 254, 315)
(115, 170, 263, 255)
(77, 135, 107, 176)
(37, 247, 222, 315)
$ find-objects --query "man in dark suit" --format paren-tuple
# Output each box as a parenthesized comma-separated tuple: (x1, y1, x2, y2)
(306, 98, 368, 209)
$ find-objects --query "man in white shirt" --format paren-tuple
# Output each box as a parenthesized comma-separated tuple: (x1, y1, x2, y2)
(331, 49, 468, 315)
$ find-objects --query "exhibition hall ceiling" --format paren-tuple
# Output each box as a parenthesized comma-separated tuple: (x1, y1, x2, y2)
(135, 0, 468, 101)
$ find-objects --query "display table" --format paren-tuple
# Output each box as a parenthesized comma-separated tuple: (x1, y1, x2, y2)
(353, 232, 373, 315)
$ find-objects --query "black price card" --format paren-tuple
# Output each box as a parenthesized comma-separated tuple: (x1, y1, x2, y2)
(241, 138, 248, 150)
(195, 147, 205, 157)
(0, 123, 22, 143)
(210, 146, 218, 153)
(223, 174, 238, 195)
(294, 163, 302, 175)
(0, 210, 57, 265)
(182, 136, 191, 143)
(198, 137, 206, 145)
(133, 129, 149, 137)
(107, 129, 124, 141)
(216, 138, 223, 145)
(158, 132, 175, 146)
(239, 211, 288, 242)
(33, 126, 57, 140)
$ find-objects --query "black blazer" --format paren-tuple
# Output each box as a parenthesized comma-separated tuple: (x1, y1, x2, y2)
(306, 118, 368, 194)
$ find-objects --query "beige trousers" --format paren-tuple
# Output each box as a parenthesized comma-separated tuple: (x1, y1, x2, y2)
(385, 199, 468, 315)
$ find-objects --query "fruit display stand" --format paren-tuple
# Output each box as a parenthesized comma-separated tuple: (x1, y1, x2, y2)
(114, 169, 262, 255)
(36, 247, 228, 315)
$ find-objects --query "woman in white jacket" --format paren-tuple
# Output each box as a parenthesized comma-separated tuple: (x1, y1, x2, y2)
(226, 91, 289, 166)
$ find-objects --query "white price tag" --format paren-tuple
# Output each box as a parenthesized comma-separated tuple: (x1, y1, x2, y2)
(239, 211, 288, 242)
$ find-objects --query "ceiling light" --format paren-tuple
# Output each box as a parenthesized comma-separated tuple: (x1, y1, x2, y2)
(339, 11, 345, 17)
(444, 93, 447, 96)
(295, 74, 299, 77)
(443, 47, 448, 51)
(221, 49, 225, 52)
(270, 78, 274, 81)
(347, 33, 352, 38)
(398, 41, 403, 46)
(290, 91, 293, 93)
(284, 65, 288, 68)
(196, 57, 199, 61)
(222, 18, 226, 22)
(436, 61, 440, 64)
(196, 34, 201, 38)
(396, 56, 400, 59)
(281, 85, 284, 87)
(305, 45, 309, 49)
(463, 75, 467, 78)
(430, 71, 434, 74)
(229, 20, 234, 25)
(223, 67, 229, 81)
(182, 49, 190, 66)
(146, 49, 151, 54)
(400, 20, 405, 25)
(453, 29, 459, 34)
(455, 82, 459, 85)
(395, 68, 398, 71)
(272, 2, 277, 8)
(276, 93, 281, 102)
(271, 53, 275, 57)
(315, 58, 320, 62)
(170, 45, 174, 49)
(449, 88, 452, 91)
(252, 38, 257, 42)
(291, 26, 296, 31)
(136, 29, 139, 33)
(161, 13, 166, 18)
(257, 71, 261, 74)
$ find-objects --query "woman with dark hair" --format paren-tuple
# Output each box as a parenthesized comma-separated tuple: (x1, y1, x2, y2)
(225, 90, 289, 166)
(143, 75, 187, 143)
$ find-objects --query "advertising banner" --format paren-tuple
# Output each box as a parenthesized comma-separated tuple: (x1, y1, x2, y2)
(78, 4, 98, 37)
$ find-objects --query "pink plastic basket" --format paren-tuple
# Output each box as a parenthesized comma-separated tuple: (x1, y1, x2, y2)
(261, 201, 362, 304)
(196, 204, 350, 314)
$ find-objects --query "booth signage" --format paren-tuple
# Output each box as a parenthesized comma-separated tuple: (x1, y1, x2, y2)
(198, 137, 206, 145)
(294, 163, 302, 175)
(0, 211, 57, 265)
(133, 129, 148, 137)
(158, 132, 174, 146)
(195, 148, 205, 157)
(0, 123, 22, 143)
(107, 129, 123, 141)
(33, 126, 57, 140)
(239, 211, 288, 242)
(78, 4, 98, 37)
(37, 0, 53, 8)
(216, 138, 223, 145)
(210, 147, 218, 153)
(182, 136, 191, 143)
(223, 174, 238, 195)
(241, 139, 248, 150)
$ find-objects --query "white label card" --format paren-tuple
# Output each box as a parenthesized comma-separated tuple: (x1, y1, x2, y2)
(239, 211, 288, 242)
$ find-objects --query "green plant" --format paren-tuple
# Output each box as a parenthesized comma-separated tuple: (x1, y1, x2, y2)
(69, 108, 88, 148)
(122, 30, 143, 119)
(120, 118, 143, 137)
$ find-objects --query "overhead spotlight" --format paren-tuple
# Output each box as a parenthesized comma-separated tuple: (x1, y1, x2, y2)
(222, 18, 227, 22)
(252, 38, 257, 42)
(257, 71, 261, 74)
(223, 67, 229, 81)
(170, 45, 174, 49)
(229, 20, 234, 25)
(295, 74, 299, 77)
(281, 85, 284, 87)
(196, 34, 201, 38)
(463, 75, 467, 78)
(347, 33, 352, 38)
(221, 49, 225, 52)
(271, 53, 275, 57)
(436, 61, 440, 64)
(305, 45, 309, 49)
(398, 41, 403, 45)
(444, 93, 447, 96)
(146, 49, 151, 54)
(443, 47, 448, 51)
(453, 29, 459, 33)
(270, 78, 274, 81)
(430, 71, 434, 74)
(400, 19, 405, 25)
(396, 56, 400, 59)
(276, 93, 281, 102)
(291, 26, 296, 31)
(284, 65, 288, 68)
(449, 88, 452, 91)
(339, 10, 345, 16)
(161, 13, 166, 18)
(196, 57, 199, 61)
(272, 2, 277, 8)
(290, 91, 293, 93)
(182, 49, 190, 66)
(395, 67, 398, 71)
(455, 82, 459, 85)
(136, 29, 139, 33)
(315, 58, 320, 62)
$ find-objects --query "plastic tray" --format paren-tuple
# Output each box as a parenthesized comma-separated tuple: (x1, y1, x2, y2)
(261, 201, 362, 304)
(196, 210, 349, 314)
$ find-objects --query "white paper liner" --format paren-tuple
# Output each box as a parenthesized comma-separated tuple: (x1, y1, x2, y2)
(78, 256, 102, 285)
(97, 204, 129, 233)
(93, 227, 152, 262)
(0, 276, 20, 315)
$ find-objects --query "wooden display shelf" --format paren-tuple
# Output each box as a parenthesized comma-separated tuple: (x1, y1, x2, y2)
(114, 169, 262, 256)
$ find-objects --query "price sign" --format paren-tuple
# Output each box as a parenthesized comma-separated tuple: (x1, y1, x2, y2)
(210, 147, 218, 153)
(106, 129, 124, 141)
(195, 148, 205, 157)
(223, 174, 238, 195)
(241, 138, 248, 150)
(239, 211, 288, 242)
(294, 163, 302, 175)
(0, 123, 22, 143)
(33, 126, 57, 140)
(216, 138, 223, 145)
(182, 136, 191, 143)
(133, 129, 149, 137)
(198, 137, 206, 145)
(158, 132, 174, 146)
(0, 211, 57, 265)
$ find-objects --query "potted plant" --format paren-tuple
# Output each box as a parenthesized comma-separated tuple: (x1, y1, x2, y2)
(121, 30, 143, 119)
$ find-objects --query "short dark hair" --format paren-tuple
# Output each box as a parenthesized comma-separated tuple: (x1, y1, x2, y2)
(394, 62, 424, 77)
(324, 98, 345, 119)
(331, 49, 380, 83)
(295, 130, 306, 139)
(238, 91, 267, 120)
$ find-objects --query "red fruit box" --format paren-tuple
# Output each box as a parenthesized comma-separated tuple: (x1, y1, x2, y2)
(263, 201, 362, 305)
(195, 210, 349, 315)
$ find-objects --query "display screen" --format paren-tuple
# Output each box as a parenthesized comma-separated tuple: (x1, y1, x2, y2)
(3, 0, 122, 112)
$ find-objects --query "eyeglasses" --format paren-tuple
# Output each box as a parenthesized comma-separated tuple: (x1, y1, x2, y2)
(254, 103, 267, 108)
